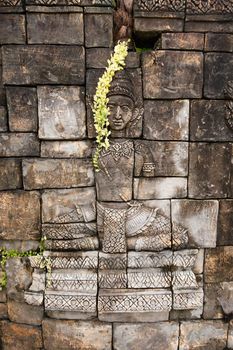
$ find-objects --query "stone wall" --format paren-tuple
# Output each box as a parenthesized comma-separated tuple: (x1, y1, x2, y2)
(0, 0, 233, 349)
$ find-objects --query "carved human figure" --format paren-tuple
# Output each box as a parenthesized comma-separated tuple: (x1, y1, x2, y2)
(95, 71, 188, 254)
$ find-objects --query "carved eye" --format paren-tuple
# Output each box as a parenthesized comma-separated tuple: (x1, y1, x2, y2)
(121, 105, 130, 113)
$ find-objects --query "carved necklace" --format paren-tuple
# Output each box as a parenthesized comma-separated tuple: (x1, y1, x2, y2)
(101, 140, 134, 161)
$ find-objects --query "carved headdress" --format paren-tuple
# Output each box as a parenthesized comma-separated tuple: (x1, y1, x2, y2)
(107, 71, 135, 103)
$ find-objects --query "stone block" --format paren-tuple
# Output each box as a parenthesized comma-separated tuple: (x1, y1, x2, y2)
(86, 48, 140, 68)
(179, 321, 228, 350)
(7, 300, 44, 325)
(0, 303, 7, 319)
(26, 0, 113, 4)
(48, 270, 97, 292)
(23, 159, 94, 189)
(41, 140, 93, 158)
(135, 140, 188, 176)
(142, 51, 203, 99)
(0, 159, 22, 190)
(45, 237, 99, 251)
(205, 33, 233, 52)
(173, 289, 203, 311)
(217, 200, 233, 246)
(42, 319, 112, 350)
(141, 199, 171, 217)
(171, 200, 218, 248)
(134, 18, 183, 37)
(6, 87, 37, 132)
(27, 13, 83, 44)
(228, 320, 233, 349)
(1, 321, 43, 350)
(113, 322, 179, 350)
(188, 143, 232, 198)
(190, 100, 233, 141)
(186, 0, 233, 14)
(0, 66, 5, 106)
(128, 251, 172, 269)
(203, 283, 224, 319)
(99, 270, 127, 289)
(98, 289, 172, 322)
(204, 53, 233, 98)
(0, 191, 40, 240)
(128, 269, 171, 288)
(162, 32, 204, 50)
(0, 133, 39, 157)
(193, 249, 204, 274)
(42, 187, 96, 223)
(134, 0, 185, 12)
(99, 253, 127, 270)
(0, 106, 7, 131)
(85, 13, 113, 47)
(185, 18, 233, 33)
(38, 86, 86, 140)
(42, 223, 97, 240)
(134, 177, 187, 199)
(0, 14, 25, 44)
(144, 99, 189, 141)
(205, 246, 233, 284)
(2, 45, 85, 85)
(43, 251, 98, 269)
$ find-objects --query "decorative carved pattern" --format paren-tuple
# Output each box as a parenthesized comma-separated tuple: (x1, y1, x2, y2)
(0, 0, 21, 6)
(132, 234, 171, 252)
(135, 0, 185, 12)
(45, 237, 99, 251)
(102, 208, 127, 253)
(172, 270, 198, 290)
(42, 223, 96, 240)
(187, 0, 233, 14)
(173, 289, 204, 310)
(225, 81, 233, 131)
(98, 289, 172, 313)
(128, 269, 171, 288)
(24, 291, 44, 306)
(173, 250, 198, 268)
(128, 251, 173, 268)
(48, 271, 97, 292)
(99, 271, 127, 288)
(99, 253, 127, 270)
(54, 203, 95, 224)
(172, 222, 189, 249)
(46, 253, 98, 270)
(101, 140, 134, 162)
(45, 293, 97, 312)
(22, 0, 113, 5)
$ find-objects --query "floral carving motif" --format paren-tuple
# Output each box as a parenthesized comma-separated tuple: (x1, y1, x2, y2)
(135, 0, 185, 12)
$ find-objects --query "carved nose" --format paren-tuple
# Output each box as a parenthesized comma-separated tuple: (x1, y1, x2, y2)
(115, 106, 122, 119)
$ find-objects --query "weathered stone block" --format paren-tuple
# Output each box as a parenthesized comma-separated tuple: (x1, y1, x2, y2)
(43, 251, 98, 269)
(42, 187, 96, 223)
(205, 246, 233, 283)
(41, 140, 93, 158)
(45, 236, 98, 251)
(0, 133, 39, 157)
(134, 18, 183, 36)
(171, 200, 219, 248)
(48, 270, 97, 292)
(185, 18, 233, 33)
(205, 33, 233, 52)
(86, 48, 140, 68)
(134, 177, 187, 199)
(203, 283, 224, 319)
(143, 100, 189, 140)
(134, 0, 185, 12)
(26, 0, 113, 4)
(98, 289, 172, 322)
(188, 143, 232, 198)
(6, 87, 38, 132)
(0, 106, 7, 131)
(99, 253, 127, 270)
(43, 223, 96, 240)
(0, 303, 7, 319)
(2, 45, 85, 85)
(0, 14, 25, 44)
(204, 53, 233, 98)
(190, 100, 233, 141)
(135, 141, 188, 176)
(0, 159, 22, 190)
(38, 86, 86, 140)
(142, 51, 203, 99)
(228, 320, 233, 349)
(128, 269, 171, 289)
(1, 321, 43, 350)
(7, 300, 44, 325)
(0, 191, 40, 240)
(27, 13, 84, 44)
(23, 159, 94, 189)
(99, 270, 127, 289)
(179, 321, 228, 350)
(186, 0, 233, 14)
(42, 319, 112, 350)
(85, 13, 113, 47)
(113, 322, 179, 350)
(217, 200, 233, 246)
(162, 32, 204, 50)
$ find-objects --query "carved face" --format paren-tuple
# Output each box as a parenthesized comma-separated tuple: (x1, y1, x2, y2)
(108, 95, 134, 131)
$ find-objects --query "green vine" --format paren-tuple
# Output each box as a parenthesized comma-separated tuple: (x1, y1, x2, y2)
(0, 236, 51, 289)
(92, 40, 130, 170)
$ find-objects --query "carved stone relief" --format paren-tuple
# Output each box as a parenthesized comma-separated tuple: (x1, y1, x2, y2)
(24, 69, 203, 322)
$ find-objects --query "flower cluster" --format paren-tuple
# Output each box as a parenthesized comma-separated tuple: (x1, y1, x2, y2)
(92, 40, 130, 170)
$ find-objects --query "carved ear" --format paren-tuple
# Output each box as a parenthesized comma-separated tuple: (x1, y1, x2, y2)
(225, 101, 233, 130)
(131, 106, 144, 127)
(224, 81, 233, 99)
